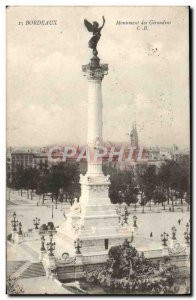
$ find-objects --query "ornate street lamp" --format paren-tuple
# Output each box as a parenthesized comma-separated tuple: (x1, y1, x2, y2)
(120, 206, 129, 225)
(11, 212, 18, 231)
(123, 211, 129, 225)
(184, 222, 190, 244)
(47, 232, 56, 256)
(40, 235, 46, 251)
(161, 232, 169, 246)
(74, 238, 82, 254)
(133, 215, 137, 228)
(33, 217, 40, 229)
(171, 226, 177, 240)
(18, 222, 23, 235)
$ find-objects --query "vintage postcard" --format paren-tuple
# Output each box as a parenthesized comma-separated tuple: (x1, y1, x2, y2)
(6, 6, 190, 295)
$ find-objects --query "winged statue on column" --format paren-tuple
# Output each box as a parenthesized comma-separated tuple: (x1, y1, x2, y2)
(84, 16, 105, 56)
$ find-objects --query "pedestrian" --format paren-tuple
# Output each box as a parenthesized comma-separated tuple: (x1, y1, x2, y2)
(178, 219, 181, 225)
(150, 232, 153, 238)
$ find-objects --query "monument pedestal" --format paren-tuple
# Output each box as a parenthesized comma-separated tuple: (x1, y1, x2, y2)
(58, 172, 133, 254)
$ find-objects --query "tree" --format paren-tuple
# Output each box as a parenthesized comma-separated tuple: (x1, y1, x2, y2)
(47, 163, 66, 204)
(11, 165, 26, 196)
(36, 161, 50, 204)
(136, 165, 157, 212)
(175, 155, 190, 205)
(158, 161, 173, 206)
(108, 167, 138, 206)
(157, 155, 190, 210)
(153, 188, 167, 210)
(63, 162, 80, 205)
(22, 167, 39, 199)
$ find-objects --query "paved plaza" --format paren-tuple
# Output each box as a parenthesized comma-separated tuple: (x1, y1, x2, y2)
(7, 189, 190, 261)
(6, 188, 190, 295)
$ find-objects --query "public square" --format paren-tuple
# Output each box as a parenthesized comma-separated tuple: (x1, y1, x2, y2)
(7, 190, 190, 294)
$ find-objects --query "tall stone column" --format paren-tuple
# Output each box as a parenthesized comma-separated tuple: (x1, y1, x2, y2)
(83, 58, 108, 176)
(87, 79, 102, 144)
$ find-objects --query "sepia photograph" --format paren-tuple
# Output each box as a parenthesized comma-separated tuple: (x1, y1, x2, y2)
(6, 6, 190, 295)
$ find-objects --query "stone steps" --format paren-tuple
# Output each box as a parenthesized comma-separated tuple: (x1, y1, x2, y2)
(20, 262, 46, 279)
(11, 260, 31, 279)
(7, 260, 27, 277)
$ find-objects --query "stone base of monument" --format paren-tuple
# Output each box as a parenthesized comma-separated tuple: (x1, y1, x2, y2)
(57, 173, 135, 256)
(58, 224, 133, 255)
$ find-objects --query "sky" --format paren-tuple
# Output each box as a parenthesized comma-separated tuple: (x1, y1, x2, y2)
(6, 6, 190, 148)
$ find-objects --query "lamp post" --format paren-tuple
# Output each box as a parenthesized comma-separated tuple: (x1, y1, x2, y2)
(161, 232, 169, 246)
(123, 207, 129, 225)
(157, 201, 160, 213)
(47, 232, 56, 256)
(130, 229, 134, 243)
(171, 226, 177, 240)
(141, 193, 145, 214)
(55, 196, 58, 210)
(11, 212, 18, 231)
(133, 215, 137, 228)
(184, 222, 190, 244)
(181, 199, 184, 212)
(172, 195, 175, 212)
(18, 222, 23, 235)
(33, 217, 40, 229)
(74, 238, 82, 255)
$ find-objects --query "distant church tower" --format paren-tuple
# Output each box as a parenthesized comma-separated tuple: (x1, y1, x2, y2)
(130, 122, 138, 148)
